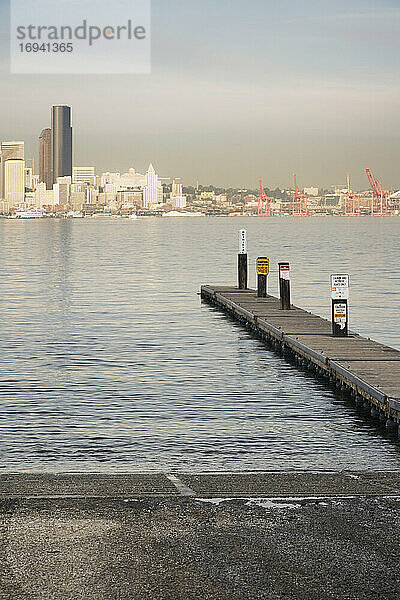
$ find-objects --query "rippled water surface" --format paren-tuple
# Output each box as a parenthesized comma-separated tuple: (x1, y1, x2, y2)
(0, 216, 399, 472)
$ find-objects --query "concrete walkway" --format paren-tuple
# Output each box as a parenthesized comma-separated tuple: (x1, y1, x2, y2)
(1, 472, 400, 599)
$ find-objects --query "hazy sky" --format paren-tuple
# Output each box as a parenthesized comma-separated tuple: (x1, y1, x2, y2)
(0, 0, 399, 189)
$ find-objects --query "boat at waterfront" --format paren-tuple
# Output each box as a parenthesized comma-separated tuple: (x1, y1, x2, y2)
(66, 211, 84, 218)
(162, 211, 205, 217)
(14, 210, 44, 219)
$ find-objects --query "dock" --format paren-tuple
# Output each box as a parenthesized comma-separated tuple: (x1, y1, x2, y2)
(201, 285, 400, 430)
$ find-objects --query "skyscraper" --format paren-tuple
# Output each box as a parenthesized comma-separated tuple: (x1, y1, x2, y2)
(143, 164, 163, 208)
(170, 178, 187, 209)
(1, 141, 24, 199)
(51, 105, 72, 183)
(72, 166, 95, 186)
(39, 128, 52, 189)
(4, 159, 25, 205)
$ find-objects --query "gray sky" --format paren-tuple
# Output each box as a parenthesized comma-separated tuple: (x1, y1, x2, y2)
(0, 0, 399, 189)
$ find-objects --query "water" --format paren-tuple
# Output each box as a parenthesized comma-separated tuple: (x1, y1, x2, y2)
(0, 216, 399, 472)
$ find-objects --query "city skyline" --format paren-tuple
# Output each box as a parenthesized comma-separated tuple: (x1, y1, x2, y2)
(0, 0, 399, 189)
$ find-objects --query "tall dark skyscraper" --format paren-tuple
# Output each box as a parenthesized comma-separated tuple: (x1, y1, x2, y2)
(39, 128, 52, 189)
(51, 105, 72, 183)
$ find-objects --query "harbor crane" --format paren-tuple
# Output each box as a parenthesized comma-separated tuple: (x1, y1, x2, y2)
(366, 168, 389, 216)
(343, 172, 360, 216)
(258, 180, 273, 216)
(292, 173, 308, 216)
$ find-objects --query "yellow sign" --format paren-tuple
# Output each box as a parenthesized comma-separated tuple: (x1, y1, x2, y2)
(256, 257, 269, 275)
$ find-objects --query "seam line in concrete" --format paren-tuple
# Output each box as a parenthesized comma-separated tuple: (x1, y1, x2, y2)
(165, 474, 196, 496)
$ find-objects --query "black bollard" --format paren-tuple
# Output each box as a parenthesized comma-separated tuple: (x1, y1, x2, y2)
(278, 262, 291, 310)
(330, 274, 349, 337)
(256, 257, 269, 297)
(238, 229, 247, 289)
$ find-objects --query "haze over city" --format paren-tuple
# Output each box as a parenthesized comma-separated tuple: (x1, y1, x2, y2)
(0, 0, 399, 189)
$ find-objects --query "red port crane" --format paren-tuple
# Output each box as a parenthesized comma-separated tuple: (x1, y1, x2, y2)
(343, 172, 360, 216)
(366, 168, 389, 216)
(258, 180, 273, 216)
(292, 173, 308, 216)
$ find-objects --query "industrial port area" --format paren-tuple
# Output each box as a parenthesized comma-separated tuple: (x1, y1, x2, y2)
(1, 104, 398, 219)
(1, 167, 399, 220)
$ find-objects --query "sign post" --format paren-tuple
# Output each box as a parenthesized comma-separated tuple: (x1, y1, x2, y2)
(256, 257, 269, 297)
(278, 262, 291, 310)
(331, 274, 349, 337)
(238, 229, 247, 289)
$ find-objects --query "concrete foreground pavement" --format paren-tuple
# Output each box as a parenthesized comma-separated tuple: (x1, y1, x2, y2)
(1, 472, 400, 599)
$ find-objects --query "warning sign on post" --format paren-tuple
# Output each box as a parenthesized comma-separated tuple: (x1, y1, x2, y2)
(256, 257, 269, 275)
(331, 274, 349, 299)
(279, 263, 290, 280)
(333, 303, 347, 329)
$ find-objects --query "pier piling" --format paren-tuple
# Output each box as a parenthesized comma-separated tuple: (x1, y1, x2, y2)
(238, 229, 247, 289)
(278, 262, 291, 309)
(256, 257, 269, 298)
(331, 274, 349, 337)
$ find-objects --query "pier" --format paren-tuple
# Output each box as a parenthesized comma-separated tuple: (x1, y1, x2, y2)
(200, 285, 400, 431)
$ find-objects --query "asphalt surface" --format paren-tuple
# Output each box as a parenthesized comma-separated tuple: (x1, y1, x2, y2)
(1, 473, 400, 599)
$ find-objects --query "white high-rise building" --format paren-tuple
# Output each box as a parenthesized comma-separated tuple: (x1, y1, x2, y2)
(34, 182, 55, 208)
(170, 178, 187, 209)
(143, 164, 158, 208)
(143, 163, 164, 208)
(4, 159, 25, 205)
(54, 176, 71, 205)
(1, 141, 24, 199)
(86, 187, 98, 205)
(73, 166, 95, 186)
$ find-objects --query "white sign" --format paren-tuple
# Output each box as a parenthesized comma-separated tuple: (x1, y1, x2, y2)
(238, 229, 247, 254)
(331, 274, 349, 300)
(279, 263, 290, 280)
(334, 302, 347, 329)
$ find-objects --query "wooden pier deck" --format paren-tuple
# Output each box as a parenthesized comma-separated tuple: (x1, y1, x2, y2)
(201, 285, 400, 428)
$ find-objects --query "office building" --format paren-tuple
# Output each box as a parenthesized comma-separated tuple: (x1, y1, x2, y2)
(25, 167, 33, 190)
(54, 176, 71, 205)
(39, 128, 52, 189)
(73, 166, 95, 186)
(52, 105, 72, 183)
(143, 164, 163, 208)
(170, 178, 187, 209)
(34, 182, 55, 208)
(4, 159, 25, 205)
(1, 141, 24, 199)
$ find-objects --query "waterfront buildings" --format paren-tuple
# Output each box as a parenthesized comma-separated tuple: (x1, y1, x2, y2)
(143, 163, 163, 208)
(170, 179, 187, 208)
(53, 176, 71, 206)
(39, 128, 52, 189)
(34, 182, 55, 208)
(1, 102, 399, 216)
(4, 159, 25, 204)
(51, 105, 72, 183)
(0, 141, 24, 199)
(73, 166, 95, 186)
(25, 167, 33, 190)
